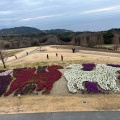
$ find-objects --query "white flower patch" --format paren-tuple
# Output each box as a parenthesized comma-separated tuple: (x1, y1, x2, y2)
(64, 64, 120, 93)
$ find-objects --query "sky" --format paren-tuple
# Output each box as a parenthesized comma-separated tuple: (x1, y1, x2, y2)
(0, 0, 120, 31)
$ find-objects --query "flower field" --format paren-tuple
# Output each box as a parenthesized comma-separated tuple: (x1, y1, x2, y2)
(64, 63, 120, 94)
(4, 65, 63, 96)
(0, 63, 120, 97)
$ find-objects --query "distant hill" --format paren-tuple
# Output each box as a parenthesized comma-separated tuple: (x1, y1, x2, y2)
(0, 27, 74, 35)
(108, 28, 120, 33)
(0, 26, 43, 35)
(0, 26, 120, 50)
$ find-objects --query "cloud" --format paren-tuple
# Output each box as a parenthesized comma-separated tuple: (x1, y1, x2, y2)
(21, 14, 65, 21)
(0, 0, 120, 31)
(80, 5, 120, 14)
(0, 18, 19, 21)
(0, 10, 13, 15)
(19, 0, 43, 6)
(21, 5, 120, 22)
(62, 5, 120, 18)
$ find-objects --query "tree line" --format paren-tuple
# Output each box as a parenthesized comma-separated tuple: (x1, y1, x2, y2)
(0, 31, 119, 49)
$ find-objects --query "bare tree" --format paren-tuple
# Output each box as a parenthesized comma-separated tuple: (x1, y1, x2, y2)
(0, 41, 6, 69)
(97, 34, 103, 48)
(0, 51, 6, 69)
(113, 34, 119, 51)
(39, 39, 42, 51)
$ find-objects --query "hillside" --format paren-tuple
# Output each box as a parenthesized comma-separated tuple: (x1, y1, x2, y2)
(0, 27, 73, 35)
(0, 26, 119, 51)
(0, 26, 43, 35)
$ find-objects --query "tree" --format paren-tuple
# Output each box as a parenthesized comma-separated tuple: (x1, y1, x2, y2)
(103, 32, 114, 44)
(58, 34, 71, 42)
(4, 44, 10, 49)
(113, 34, 120, 51)
(31, 41, 39, 46)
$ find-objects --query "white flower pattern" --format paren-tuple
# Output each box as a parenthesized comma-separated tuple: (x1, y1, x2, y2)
(64, 64, 120, 93)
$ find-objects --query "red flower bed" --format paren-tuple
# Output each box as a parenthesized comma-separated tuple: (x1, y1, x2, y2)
(47, 65, 63, 71)
(4, 65, 63, 96)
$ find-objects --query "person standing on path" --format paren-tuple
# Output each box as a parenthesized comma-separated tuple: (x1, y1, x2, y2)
(56, 53, 58, 58)
(72, 48, 75, 53)
(26, 52, 28, 55)
(47, 54, 49, 60)
(61, 55, 63, 61)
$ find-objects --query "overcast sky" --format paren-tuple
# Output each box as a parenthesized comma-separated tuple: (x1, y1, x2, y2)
(0, 0, 120, 31)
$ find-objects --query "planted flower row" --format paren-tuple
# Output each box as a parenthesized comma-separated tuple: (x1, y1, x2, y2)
(84, 81, 103, 94)
(82, 63, 120, 71)
(107, 64, 120, 68)
(82, 63, 95, 71)
(4, 65, 63, 96)
(0, 63, 120, 96)
(64, 64, 120, 94)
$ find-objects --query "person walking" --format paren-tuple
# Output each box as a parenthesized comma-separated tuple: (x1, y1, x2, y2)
(72, 48, 75, 53)
(61, 55, 63, 61)
(56, 53, 58, 57)
(47, 54, 49, 59)
(73, 48, 75, 53)
(26, 52, 28, 55)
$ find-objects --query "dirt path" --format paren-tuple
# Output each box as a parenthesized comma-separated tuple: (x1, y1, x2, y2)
(6, 48, 39, 63)
(0, 94, 119, 114)
(2, 45, 119, 68)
